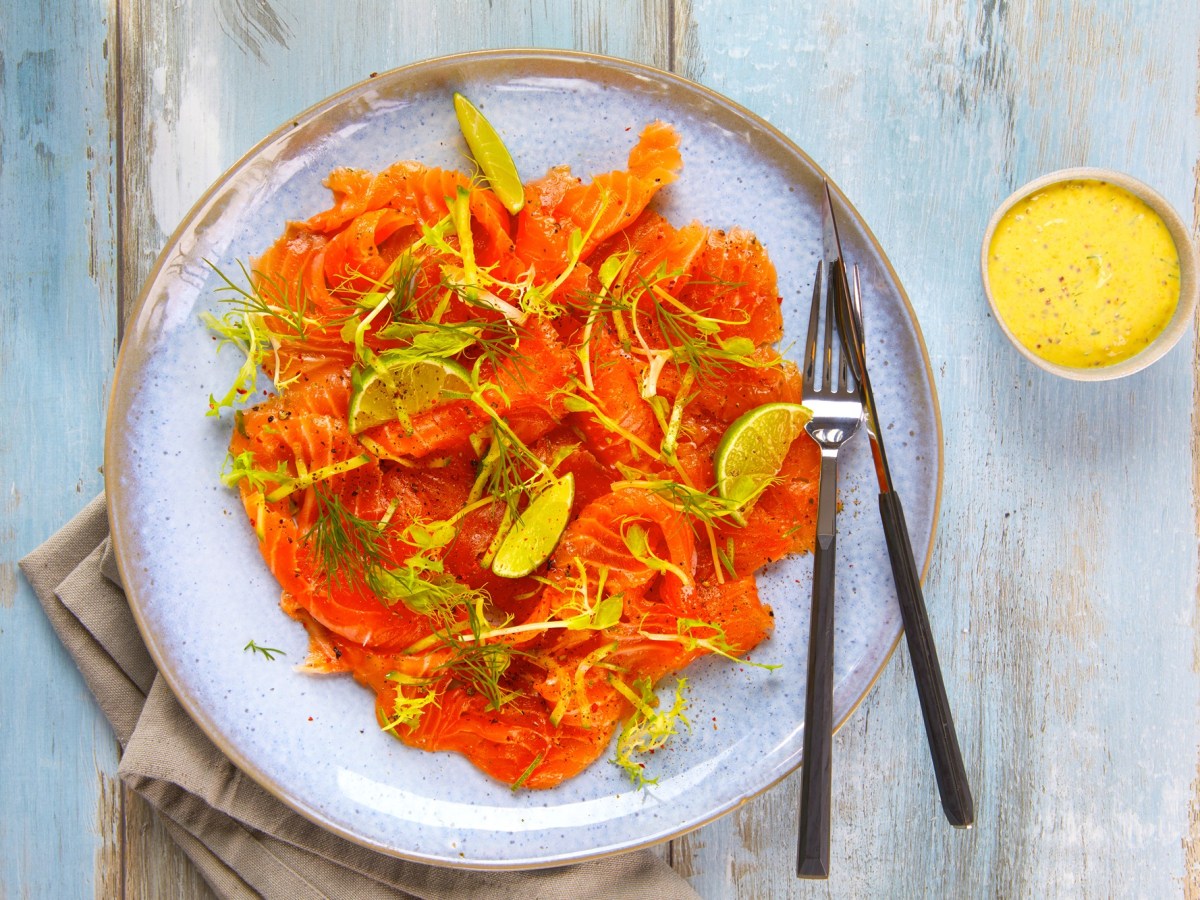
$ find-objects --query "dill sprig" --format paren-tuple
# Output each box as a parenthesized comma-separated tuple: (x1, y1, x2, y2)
(383, 250, 424, 316)
(610, 471, 746, 529)
(638, 277, 772, 385)
(376, 562, 525, 712)
(439, 636, 522, 710)
(648, 292, 755, 383)
(476, 419, 542, 512)
(578, 259, 779, 402)
(244, 639, 286, 661)
(201, 261, 327, 413)
(429, 595, 521, 710)
(210, 260, 318, 341)
(466, 373, 561, 518)
(303, 487, 396, 591)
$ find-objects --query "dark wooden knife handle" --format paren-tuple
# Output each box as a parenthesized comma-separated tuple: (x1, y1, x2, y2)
(796, 531, 836, 878)
(879, 490, 974, 827)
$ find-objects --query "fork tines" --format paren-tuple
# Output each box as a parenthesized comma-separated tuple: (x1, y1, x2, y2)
(804, 261, 858, 399)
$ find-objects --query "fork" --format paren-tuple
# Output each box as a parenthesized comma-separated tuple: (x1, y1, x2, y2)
(796, 259, 863, 879)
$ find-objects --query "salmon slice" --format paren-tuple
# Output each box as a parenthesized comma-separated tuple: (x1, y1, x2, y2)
(321, 208, 414, 295)
(230, 366, 467, 650)
(588, 210, 708, 302)
(254, 224, 329, 294)
(598, 576, 773, 684)
(678, 226, 784, 345)
(398, 678, 620, 789)
(306, 162, 508, 236)
(682, 575, 774, 652)
(219, 120, 821, 791)
(292, 581, 432, 652)
(557, 170, 668, 262)
(230, 366, 356, 470)
(323, 633, 624, 789)
(245, 227, 357, 388)
(627, 120, 683, 182)
(306, 162, 514, 265)
(548, 487, 696, 595)
(303, 167, 374, 232)
(569, 327, 662, 471)
(513, 122, 683, 283)
(690, 355, 803, 422)
(362, 317, 573, 460)
(511, 165, 580, 270)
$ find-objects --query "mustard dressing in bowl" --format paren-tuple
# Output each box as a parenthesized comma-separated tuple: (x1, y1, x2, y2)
(981, 168, 1197, 380)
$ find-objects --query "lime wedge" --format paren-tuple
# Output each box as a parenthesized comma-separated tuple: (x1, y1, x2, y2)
(453, 92, 525, 214)
(714, 402, 811, 506)
(491, 474, 575, 578)
(348, 351, 471, 434)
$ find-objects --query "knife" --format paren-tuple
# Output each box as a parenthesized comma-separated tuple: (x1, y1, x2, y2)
(827, 184, 975, 828)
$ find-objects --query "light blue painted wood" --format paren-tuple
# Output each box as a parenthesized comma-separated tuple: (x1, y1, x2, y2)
(679, 1, 1200, 896)
(119, 0, 671, 272)
(4, 1, 1198, 896)
(0, 0, 121, 896)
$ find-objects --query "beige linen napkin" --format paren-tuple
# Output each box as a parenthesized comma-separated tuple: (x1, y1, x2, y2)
(20, 495, 701, 900)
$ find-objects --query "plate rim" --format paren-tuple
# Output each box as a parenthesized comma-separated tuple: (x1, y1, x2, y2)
(104, 47, 944, 869)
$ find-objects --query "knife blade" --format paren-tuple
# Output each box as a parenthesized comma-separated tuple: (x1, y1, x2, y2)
(825, 183, 975, 828)
(822, 183, 856, 365)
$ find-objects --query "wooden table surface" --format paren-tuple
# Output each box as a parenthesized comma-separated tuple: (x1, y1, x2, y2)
(4, 2, 1198, 897)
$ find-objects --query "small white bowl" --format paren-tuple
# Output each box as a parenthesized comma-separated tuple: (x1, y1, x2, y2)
(980, 167, 1198, 381)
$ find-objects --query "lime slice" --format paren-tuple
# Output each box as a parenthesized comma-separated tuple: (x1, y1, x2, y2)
(491, 474, 575, 578)
(348, 351, 471, 434)
(714, 402, 811, 505)
(453, 92, 525, 214)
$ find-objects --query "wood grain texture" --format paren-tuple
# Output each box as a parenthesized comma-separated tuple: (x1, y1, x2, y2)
(1189, 73, 1200, 892)
(3, 1, 1197, 897)
(124, 787, 216, 900)
(0, 0, 122, 895)
(679, 0, 1200, 896)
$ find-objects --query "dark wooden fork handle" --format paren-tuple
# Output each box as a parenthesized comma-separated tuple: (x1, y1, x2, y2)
(796, 529, 836, 878)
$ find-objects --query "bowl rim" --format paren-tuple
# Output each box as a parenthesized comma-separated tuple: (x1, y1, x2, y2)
(980, 166, 1198, 381)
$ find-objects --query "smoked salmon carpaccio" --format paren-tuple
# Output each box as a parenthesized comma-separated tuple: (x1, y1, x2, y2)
(211, 119, 820, 789)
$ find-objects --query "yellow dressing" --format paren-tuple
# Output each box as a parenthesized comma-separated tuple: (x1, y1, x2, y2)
(987, 179, 1181, 368)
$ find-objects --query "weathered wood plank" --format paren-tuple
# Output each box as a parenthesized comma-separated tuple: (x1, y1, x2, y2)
(677, 1, 1200, 897)
(123, 788, 216, 900)
(0, 0, 122, 896)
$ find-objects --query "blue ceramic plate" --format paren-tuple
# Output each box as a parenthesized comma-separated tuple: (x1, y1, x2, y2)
(106, 50, 941, 868)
